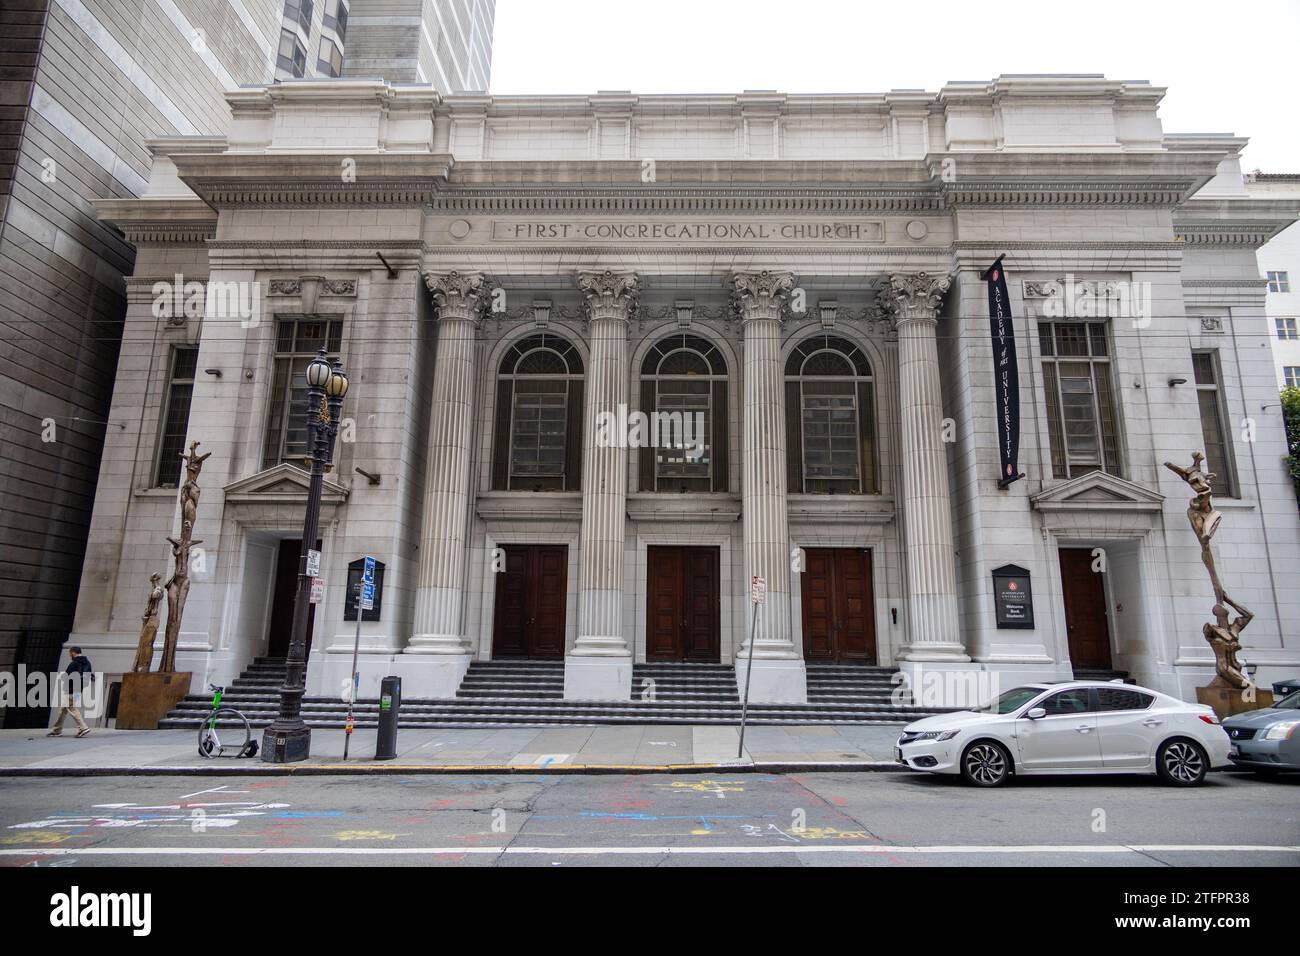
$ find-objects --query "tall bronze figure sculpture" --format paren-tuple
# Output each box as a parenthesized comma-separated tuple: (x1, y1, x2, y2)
(1163, 452, 1252, 690)
(159, 440, 210, 673)
(131, 572, 164, 673)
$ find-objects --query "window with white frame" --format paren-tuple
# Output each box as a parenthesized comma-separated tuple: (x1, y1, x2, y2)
(1192, 351, 1238, 497)
(784, 335, 877, 494)
(1285, 366, 1300, 389)
(1267, 271, 1291, 293)
(155, 345, 198, 487)
(1038, 320, 1122, 479)
(1276, 317, 1298, 340)
(262, 316, 343, 468)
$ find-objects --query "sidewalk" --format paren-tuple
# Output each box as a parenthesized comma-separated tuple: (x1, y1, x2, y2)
(0, 724, 907, 775)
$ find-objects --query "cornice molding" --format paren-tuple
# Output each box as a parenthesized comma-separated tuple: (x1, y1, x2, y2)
(194, 180, 446, 207)
(941, 181, 1191, 208)
(1171, 223, 1281, 248)
(433, 186, 944, 215)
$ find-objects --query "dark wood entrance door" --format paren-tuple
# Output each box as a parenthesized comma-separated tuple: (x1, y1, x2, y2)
(1059, 547, 1112, 669)
(267, 539, 319, 659)
(492, 545, 568, 659)
(800, 548, 875, 663)
(646, 546, 721, 662)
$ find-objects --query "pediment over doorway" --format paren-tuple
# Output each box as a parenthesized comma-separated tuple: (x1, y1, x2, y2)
(1030, 471, 1163, 513)
(223, 463, 349, 506)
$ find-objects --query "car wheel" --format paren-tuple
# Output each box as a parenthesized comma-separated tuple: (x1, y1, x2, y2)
(1156, 738, 1208, 786)
(961, 740, 1011, 787)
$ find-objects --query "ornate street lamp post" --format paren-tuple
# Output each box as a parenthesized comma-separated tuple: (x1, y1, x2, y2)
(263, 347, 349, 763)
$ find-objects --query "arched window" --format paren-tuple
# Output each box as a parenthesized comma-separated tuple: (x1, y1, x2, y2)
(639, 334, 728, 492)
(784, 335, 877, 494)
(492, 333, 583, 491)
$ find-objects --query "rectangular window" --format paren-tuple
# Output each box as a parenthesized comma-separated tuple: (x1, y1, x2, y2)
(655, 380, 711, 488)
(1276, 317, 1298, 340)
(277, 29, 306, 77)
(1286, 367, 1300, 389)
(262, 317, 343, 469)
(1192, 351, 1238, 497)
(155, 346, 199, 487)
(285, 0, 313, 33)
(1039, 321, 1122, 479)
(324, 0, 348, 40)
(801, 383, 860, 492)
(1267, 271, 1291, 293)
(509, 383, 567, 482)
(317, 36, 343, 77)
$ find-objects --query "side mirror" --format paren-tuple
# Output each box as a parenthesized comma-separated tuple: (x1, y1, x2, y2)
(1025, 707, 1047, 720)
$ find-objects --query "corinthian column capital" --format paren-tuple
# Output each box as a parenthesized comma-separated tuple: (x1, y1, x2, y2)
(884, 272, 952, 321)
(424, 270, 490, 321)
(731, 270, 795, 323)
(576, 270, 640, 321)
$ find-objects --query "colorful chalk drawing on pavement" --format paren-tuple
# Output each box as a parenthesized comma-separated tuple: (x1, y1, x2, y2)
(654, 779, 746, 799)
(5, 785, 303, 833)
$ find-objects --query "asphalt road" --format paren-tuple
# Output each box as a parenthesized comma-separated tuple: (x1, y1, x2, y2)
(1, 770, 1296, 867)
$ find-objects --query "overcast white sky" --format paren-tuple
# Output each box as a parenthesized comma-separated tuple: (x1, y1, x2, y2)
(490, 0, 1299, 172)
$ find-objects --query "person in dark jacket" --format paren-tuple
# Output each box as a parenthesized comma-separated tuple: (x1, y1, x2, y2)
(48, 646, 93, 737)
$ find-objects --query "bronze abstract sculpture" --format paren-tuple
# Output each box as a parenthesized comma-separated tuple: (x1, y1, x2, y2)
(159, 440, 210, 673)
(1164, 452, 1252, 689)
(131, 572, 164, 672)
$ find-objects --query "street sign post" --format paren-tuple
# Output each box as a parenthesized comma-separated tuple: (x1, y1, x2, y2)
(737, 575, 766, 759)
(305, 549, 321, 577)
(343, 556, 377, 759)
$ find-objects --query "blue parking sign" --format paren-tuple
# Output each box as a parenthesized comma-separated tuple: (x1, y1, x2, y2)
(362, 555, 376, 586)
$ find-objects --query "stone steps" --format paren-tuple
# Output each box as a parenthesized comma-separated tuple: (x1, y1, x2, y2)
(161, 656, 946, 728)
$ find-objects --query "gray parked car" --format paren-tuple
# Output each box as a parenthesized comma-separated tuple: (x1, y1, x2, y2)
(1222, 688, 1300, 776)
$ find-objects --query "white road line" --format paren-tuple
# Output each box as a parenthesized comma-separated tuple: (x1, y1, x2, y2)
(1, 844, 1297, 857)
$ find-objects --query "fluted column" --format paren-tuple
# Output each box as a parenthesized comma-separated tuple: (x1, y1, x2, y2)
(732, 271, 806, 703)
(565, 270, 638, 700)
(408, 271, 487, 660)
(888, 272, 968, 661)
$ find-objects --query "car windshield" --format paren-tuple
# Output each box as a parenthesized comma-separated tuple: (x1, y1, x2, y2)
(1274, 689, 1300, 709)
(978, 686, 1044, 714)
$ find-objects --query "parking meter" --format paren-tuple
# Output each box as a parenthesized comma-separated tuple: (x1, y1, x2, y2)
(376, 675, 401, 760)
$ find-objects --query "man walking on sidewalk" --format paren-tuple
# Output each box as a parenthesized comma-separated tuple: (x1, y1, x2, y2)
(47, 646, 93, 738)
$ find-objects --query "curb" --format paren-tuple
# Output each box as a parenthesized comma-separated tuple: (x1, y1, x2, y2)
(0, 760, 907, 777)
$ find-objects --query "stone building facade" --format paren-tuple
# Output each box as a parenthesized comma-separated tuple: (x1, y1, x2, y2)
(0, 0, 494, 722)
(69, 75, 1300, 706)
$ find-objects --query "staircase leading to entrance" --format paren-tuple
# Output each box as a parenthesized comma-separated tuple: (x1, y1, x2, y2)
(160, 656, 948, 729)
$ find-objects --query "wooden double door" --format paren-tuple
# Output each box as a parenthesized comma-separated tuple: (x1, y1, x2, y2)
(1058, 547, 1112, 669)
(800, 548, 876, 663)
(492, 545, 568, 659)
(646, 546, 721, 662)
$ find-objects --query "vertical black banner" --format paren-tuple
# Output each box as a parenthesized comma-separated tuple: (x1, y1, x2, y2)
(985, 258, 1023, 487)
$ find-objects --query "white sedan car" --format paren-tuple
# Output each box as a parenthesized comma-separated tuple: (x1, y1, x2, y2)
(896, 681, 1231, 787)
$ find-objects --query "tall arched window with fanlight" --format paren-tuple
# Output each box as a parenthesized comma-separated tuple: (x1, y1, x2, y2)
(785, 335, 877, 494)
(639, 334, 728, 492)
(492, 333, 583, 491)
